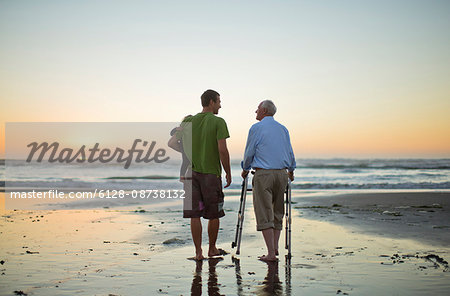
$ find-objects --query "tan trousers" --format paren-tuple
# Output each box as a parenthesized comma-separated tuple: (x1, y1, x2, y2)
(252, 169, 288, 231)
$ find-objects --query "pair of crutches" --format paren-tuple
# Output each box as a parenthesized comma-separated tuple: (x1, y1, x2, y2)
(231, 174, 292, 259)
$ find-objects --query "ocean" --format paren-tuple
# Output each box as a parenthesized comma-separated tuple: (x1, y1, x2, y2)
(2, 158, 449, 191)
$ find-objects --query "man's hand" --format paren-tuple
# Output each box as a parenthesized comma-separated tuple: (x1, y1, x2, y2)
(224, 174, 231, 188)
(168, 134, 182, 152)
(218, 138, 232, 188)
(241, 170, 249, 179)
(288, 171, 294, 181)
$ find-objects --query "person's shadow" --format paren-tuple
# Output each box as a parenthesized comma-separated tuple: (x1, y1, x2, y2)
(190, 258, 224, 296)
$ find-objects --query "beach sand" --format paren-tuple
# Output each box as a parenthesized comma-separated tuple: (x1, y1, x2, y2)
(0, 191, 449, 295)
(296, 191, 450, 247)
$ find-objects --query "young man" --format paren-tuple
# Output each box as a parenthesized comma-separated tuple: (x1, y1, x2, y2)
(241, 100, 296, 262)
(171, 89, 231, 260)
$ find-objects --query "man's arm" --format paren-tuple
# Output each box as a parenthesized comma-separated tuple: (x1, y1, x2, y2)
(218, 138, 231, 188)
(285, 128, 296, 181)
(241, 126, 256, 178)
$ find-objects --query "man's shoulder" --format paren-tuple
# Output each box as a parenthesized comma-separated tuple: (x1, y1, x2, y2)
(274, 119, 288, 131)
(268, 117, 289, 131)
(250, 117, 275, 129)
(184, 113, 206, 125)
(252, 117, 289, 133)
(182, 114, 195, 123)
(211, 115, 228, 126)
(247, 121, 263, 135)
(189, 113, 226, 123)
(212, 114, 226, 121)
(250, 121, 262, 129)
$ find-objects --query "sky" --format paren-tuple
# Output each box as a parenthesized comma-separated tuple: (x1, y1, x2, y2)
(1, 0, 449, 158)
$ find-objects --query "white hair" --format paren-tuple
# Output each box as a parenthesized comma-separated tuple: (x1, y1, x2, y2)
(260, 100, 277, 116)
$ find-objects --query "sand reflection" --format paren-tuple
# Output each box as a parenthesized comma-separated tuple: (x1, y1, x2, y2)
(255, 257, 292, 296)
(191, 257, 224, 296)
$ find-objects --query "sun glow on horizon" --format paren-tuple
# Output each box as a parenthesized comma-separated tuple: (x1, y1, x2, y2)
(1, 1, 449, 159)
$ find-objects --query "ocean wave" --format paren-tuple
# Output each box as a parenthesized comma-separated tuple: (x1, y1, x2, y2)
(296, 159, 450, 170)
(105, 175, 179, 180)
(2, 178, 450, 190)
(292, 182, 450, 190)
(2, 179, 183, 191)
(219, 181, 450, 190)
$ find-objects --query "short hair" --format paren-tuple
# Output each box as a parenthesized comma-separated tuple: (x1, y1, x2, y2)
(260, 100, 277, 116)
(201, 89, 220, 107)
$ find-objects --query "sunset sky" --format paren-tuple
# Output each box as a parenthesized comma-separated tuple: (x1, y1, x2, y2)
(1, 0, 449, 158)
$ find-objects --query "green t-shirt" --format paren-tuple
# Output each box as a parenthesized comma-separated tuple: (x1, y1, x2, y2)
(179, 112, 229, 176)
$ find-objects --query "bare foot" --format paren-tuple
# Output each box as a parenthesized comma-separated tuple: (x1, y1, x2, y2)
(187, 254, 205, 261)
(258, 255, 278, 262)
(208, 248, 228, 257)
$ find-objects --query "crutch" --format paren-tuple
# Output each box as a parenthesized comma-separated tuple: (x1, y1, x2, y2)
(285, 179, 292, 259)
(231, 175, 249, 255)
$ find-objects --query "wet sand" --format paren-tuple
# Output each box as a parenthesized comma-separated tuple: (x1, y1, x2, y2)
(296, 191, 450, 246)
(0, 191, 449, 295)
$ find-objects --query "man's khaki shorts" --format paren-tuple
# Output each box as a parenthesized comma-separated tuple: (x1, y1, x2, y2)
(252, 169, 288, 231)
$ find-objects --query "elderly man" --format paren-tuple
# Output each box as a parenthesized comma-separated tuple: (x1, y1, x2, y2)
(241, 100, 296, 262)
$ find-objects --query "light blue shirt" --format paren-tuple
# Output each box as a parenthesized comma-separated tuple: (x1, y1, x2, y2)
(241, 116, 296, 172)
